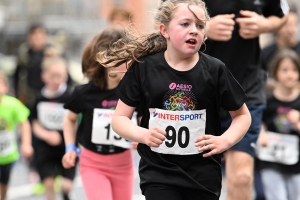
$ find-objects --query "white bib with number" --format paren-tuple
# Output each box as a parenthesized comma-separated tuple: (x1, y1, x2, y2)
(37, 102, 67, 130)
(149, 108, 206, 155)
(0, 131, 15, 156)
(256, 131, 299, 165)
(91, 108, 137, 149)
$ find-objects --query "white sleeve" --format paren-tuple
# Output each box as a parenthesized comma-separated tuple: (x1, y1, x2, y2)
(280, 0, 290, 15)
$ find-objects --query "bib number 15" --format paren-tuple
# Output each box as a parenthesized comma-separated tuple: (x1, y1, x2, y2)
(104, 124, 122, 140)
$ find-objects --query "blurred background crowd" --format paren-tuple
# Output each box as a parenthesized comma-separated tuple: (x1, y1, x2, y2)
(0, 0, 300, 200)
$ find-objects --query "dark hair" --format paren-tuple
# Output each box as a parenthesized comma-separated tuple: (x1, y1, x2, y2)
(27, 23, 45, 35)
(82, 27, 125, 89)
(269, 48, 300, 81)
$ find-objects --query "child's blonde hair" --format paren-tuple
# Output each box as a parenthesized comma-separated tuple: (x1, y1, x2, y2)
(41, 48, 67, 72)
(96, 0, 209, 69)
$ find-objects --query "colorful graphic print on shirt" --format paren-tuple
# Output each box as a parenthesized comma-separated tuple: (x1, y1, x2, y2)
(162, 83, 198, 111)
(274, 106, 292, 134)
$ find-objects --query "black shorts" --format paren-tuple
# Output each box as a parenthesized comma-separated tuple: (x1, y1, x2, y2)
(221, 104, 265, 157)
(36, 153, 77, 181)
(0, 162, 14, 185)
(144, 184, 219, 200)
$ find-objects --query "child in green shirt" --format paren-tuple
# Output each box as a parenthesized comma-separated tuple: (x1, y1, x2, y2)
(0, 71, 33, 200)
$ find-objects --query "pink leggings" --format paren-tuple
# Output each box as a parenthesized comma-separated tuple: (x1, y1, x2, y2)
(79, 148, 134, 200)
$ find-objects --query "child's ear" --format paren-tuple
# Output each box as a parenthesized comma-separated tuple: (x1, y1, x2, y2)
(159, 24, 170, 39)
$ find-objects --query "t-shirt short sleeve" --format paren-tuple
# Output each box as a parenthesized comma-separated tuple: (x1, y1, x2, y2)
(116, 63, 142, 107)
(263, 0, 286, 18)
(218, 64, 247, 111)
(12, 97, 30, 123)
(64, 86, 84, 113)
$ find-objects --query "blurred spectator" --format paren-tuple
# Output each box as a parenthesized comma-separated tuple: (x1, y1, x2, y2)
(13, 23, 50, 108)
(31, 55, 76, 200)
(0, 71, 33, 200)
(260, 9, 300, 72)
(201, 1, 288, 200)
(13, 23, 73, 109)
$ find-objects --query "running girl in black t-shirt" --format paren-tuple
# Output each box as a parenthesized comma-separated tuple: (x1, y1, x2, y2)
(31, 55, 75, 200)
(62, 27, 137, 200)
(97, 1, 251, 200)
(256, 49, 300, 200)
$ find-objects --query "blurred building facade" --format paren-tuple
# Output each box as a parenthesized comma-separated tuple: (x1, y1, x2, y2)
(0, 0, 156, 56)
(0, 0, 158, 83)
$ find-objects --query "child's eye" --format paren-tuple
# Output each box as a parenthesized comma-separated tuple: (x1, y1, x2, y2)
(181, 22, 189, 27)
(197, 24, 204, 29)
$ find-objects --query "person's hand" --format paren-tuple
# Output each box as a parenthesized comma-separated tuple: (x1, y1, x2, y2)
(131, 141, 139, 150)
(142, 127, 166, 147)
(21, 144, 34, 158)
(195, 135, 231, 157)
(62, 151, 77, 169)
(45, 131, 62, 146)
(287, 109, 300, 131)
(206, 14, 235, 41)
(258, 132, 269, 147)
(287, 109, 300, 124)
(236, 10, 267, 39)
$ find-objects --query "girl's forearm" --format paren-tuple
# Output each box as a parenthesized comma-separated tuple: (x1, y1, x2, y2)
(112, 116, 147, 144)
(63, 118, 77, 145)
(21, 120, 31, 146)
(222, 113, 251, 147)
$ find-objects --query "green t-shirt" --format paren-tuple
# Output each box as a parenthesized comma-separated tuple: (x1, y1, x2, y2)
(0, 95, 30, 165)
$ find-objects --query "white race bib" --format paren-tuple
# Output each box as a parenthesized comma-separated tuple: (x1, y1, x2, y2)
(256, 131, 299, 165)
(0, 131, 15, 156)
(149, 108, 206, 155)
(37, 102, 67, 130)
(91, 108, 137, 149)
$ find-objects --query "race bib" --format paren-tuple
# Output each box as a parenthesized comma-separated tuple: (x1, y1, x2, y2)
(149, 108, 206, 155)
(0, 131, 15, 156)
(91, 108, 137, 149)
(37, 102, 67, 130)
(256, 131, 299, 165)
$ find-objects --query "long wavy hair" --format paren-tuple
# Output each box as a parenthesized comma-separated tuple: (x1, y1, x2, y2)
(82, 27, 125, 89)
(96, 0, 210, 69)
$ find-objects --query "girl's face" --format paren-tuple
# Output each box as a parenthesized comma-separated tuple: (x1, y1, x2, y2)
(161, 3, 206, 58)
(276, 58, 299, 89)
(42, 63, 68, 91)
(108, 63, 126, 81)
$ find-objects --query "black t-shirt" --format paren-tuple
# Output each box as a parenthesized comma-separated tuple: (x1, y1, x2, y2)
(64, 82, 138, 154)
(260, 94, 300, 174)
(31, 86, 73, 156)
(116, 51, 247, 197)
(202, 0, 285, 105)
(260, 42, 300, 72)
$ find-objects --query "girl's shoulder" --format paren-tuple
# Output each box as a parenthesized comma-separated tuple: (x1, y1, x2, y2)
(133, 51, 164, 67)
(73, 82, 95, 95)
(200, 52, 226, 69)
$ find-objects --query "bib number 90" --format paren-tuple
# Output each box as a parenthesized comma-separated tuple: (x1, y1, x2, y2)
(165, 126, 189, 148)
